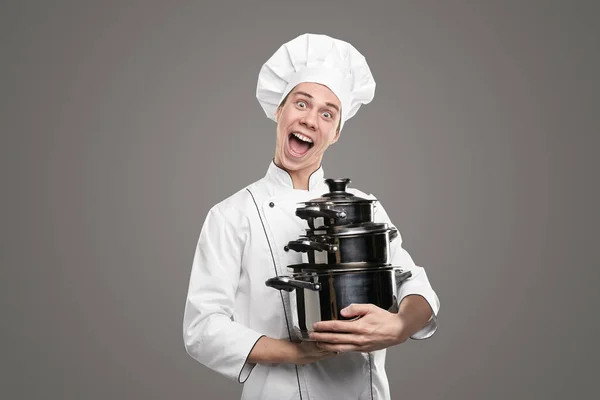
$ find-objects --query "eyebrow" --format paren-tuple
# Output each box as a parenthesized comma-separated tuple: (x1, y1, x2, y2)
(293, 91, 340, 113)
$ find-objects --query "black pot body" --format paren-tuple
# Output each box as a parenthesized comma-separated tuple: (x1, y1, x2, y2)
(265, 268, 412, 341)
(296, 202, 374, 229)
(287, 229, 392, 265)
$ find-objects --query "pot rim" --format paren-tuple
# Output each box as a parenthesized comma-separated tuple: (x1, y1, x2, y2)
(297, 199, 376, 206)
(304, 222, 392, 237)
(287, 263, 404, 273)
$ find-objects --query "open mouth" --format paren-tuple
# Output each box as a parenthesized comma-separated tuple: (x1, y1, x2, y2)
(288, 132, 314, 157)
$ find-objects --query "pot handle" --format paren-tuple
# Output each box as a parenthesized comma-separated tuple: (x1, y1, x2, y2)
(296, 207, 347, 221)
(395, 270, 412, 290)
(389, 228, 399, 242)
(286, 240, 338, 253)
(265, 276, 322, 292)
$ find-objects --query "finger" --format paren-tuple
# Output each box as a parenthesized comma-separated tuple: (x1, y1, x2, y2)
(316, 342, 364, 353)
(310, 332, 366, 345)
(341, 303, 378, 318)
(307, 343, 331, 354)
(313, 319, 362, 332)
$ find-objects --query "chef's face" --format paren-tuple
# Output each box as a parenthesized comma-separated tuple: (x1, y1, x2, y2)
(274, 82, 341, 175)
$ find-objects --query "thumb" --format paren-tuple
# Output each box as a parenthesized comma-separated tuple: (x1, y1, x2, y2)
(341, 303, 375, 318)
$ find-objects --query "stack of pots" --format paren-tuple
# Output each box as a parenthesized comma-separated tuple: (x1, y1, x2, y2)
(265, 178, 412, 341)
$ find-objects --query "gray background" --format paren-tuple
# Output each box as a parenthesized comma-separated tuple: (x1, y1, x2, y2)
(2, 0, 599, 399)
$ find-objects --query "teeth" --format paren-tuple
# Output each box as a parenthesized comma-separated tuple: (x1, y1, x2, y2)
(292, 132, 313, 144)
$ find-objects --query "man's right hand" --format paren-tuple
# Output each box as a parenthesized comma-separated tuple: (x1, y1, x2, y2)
(248, 336, 337, 365)
(293, 341, 337, 365)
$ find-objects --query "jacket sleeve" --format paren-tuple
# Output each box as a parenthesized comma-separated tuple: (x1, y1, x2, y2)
(373, 200, 441, 340)
(183, 206, 265, 382)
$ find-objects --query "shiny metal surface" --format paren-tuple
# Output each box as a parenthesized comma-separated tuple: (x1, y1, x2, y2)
(269, 268, 412, 341)
(272, 177, 413, 340)
(295, 178, 376, 229)
(306, 222, 391, 236)
(296, 203, 374, 229)
(286, 261, 393, 273)
(298, 178, 372, 204)
(288, 229, 394, 265)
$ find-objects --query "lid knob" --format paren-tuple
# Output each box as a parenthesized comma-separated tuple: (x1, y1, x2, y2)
(324, 178, 351, 195)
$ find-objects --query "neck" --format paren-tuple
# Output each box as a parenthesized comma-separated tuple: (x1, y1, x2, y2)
(288, 170, 311, 190)
(273, 159, 321, 190)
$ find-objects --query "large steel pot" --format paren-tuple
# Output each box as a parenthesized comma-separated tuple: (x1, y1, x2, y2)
(265, 267, 412, 341)
(296, 178, 376, 229)
(285, 223, 398, 266)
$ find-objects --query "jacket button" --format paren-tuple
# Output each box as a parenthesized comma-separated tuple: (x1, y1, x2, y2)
(269, 202, 275, 208)
(284, 246, 289, 252)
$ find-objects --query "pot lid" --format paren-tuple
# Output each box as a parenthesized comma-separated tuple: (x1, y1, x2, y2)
(301, 178, 375, 205)
(304, 222, 392, 237)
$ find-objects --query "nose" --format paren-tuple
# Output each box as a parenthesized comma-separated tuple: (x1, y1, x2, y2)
(300, 110, 318, 131)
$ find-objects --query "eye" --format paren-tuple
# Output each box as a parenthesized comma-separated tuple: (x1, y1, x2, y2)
(322, 111, 332, 119)
(296, 101, 307, 108)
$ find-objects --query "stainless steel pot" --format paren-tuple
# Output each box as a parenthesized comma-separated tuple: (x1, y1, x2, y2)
(285, 223, 398, 266)
(265, 267, 412, 341)
(296, 178, 376, 229)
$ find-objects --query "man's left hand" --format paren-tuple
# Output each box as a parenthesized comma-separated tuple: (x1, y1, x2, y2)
(308, 304, 409, 353)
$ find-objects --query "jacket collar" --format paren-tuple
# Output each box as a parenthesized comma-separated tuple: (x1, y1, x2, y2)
(265, 160, 325, 191)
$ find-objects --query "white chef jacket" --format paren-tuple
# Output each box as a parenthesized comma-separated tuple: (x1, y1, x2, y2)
(183, 161, 440, 400)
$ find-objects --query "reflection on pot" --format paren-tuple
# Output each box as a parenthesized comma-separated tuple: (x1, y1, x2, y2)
(266, 268, 411, 341)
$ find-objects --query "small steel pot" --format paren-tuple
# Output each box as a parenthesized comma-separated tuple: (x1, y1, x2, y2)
(265, 267, 412, 341)
(286, 223, 398, 266)
(296, 178, 376, 229)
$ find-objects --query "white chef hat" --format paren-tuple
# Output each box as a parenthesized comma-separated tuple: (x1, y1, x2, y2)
(256, 33, 376, 131)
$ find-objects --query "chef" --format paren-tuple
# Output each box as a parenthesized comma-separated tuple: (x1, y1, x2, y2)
(183, 33, 440, 400)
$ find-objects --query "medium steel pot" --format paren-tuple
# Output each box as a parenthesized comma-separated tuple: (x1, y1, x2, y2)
(296, 178, 376, 229)
(285, 223, 398, 266)
(265, 267, 412, 341)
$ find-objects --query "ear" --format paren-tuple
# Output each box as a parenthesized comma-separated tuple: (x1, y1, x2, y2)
(331, 129, 341, 144)
(275, 107, 281, 122)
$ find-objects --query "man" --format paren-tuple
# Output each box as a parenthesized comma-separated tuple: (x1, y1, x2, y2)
(183, 33, 440, 400)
